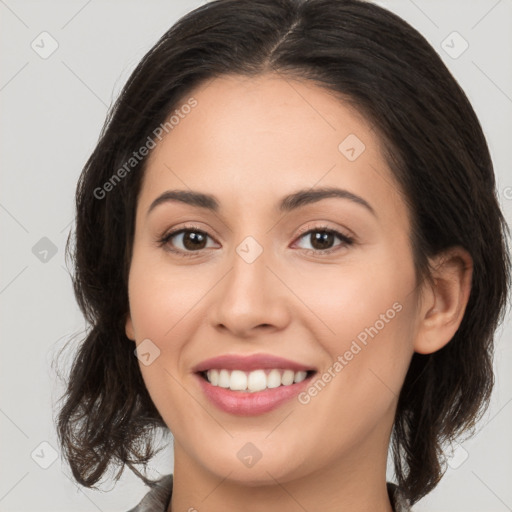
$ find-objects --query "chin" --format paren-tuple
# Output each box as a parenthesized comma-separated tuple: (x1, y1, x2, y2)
(194, 441, 310, 486)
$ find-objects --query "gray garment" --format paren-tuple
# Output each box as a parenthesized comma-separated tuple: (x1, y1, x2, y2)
(127, 474, 412, 512)
(127, 475, 173, 512)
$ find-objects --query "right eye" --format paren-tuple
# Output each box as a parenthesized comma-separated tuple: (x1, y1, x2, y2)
(158, 226, 220, 256)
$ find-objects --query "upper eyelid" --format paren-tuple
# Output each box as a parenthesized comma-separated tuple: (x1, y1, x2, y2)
(165, 223, 348, 238)
(163, 224, 353, 248)
(294, 224, 350, 237)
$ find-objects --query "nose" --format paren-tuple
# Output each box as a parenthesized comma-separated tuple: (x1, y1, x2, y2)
(208, 242, 291, 338)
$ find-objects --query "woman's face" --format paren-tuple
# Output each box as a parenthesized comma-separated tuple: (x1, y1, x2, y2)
(125, 73, 421, 485)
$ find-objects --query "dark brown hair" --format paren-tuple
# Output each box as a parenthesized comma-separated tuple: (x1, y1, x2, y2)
(55, 0, 510, 505)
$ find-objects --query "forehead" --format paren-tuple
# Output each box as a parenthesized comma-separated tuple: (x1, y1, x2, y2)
(137, 73, 406, 225)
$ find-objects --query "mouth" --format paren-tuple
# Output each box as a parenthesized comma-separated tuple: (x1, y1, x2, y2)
(197, 368, 317, 392)
(194, 368, 317, 416)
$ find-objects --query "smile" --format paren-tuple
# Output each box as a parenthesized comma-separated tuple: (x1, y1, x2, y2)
(193, 353, 317, 415)
(201, 368, 313, 392)
(195, 369, 317, 416)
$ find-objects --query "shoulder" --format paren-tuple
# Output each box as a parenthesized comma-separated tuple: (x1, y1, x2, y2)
(126, 474, 174, 512)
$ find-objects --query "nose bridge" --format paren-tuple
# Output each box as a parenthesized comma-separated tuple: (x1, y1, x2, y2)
(226, 232, 272, 309)
(224, 210, 272, 288)
(209, 228, 290, 335)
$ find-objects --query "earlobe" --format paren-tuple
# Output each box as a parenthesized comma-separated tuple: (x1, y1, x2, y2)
(414, 247, 473, 355)
(125, 313, 135, 341)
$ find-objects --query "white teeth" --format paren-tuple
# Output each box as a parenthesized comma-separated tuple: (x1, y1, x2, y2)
(267, 369, 282, 389)
(218, 369, 230, 388)
(208, 368, 219, 386)
(294, 371, 307, 383)
(230, 370, 247, 391)
(247, 369, 267, 392)
(281, 369, 295, 386)
(205, 369, 309, 392)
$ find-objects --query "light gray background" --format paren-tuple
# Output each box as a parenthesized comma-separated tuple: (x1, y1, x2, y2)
(1, 0, 511, 510)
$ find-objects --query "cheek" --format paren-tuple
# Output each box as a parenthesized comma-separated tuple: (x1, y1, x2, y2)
(291, 244, 416, 350)
(294, 244, 417, 415)
(126, 257, 205, 406)
(127, 258, 204, 429)
(127, 254, 206, 342)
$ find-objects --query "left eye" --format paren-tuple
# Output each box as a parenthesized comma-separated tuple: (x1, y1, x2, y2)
(294, 228, 353, 252)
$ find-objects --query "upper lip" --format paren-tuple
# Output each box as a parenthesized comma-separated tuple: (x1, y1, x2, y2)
(192, 353, 317, 373)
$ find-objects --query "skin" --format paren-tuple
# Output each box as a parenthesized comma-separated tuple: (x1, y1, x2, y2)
(125, 73, 472, 512)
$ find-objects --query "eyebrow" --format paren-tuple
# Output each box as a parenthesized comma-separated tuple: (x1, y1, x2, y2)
(147, 187, 376, 217)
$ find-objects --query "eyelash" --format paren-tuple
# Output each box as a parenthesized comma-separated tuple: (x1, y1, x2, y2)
(156, 223, 354, 258)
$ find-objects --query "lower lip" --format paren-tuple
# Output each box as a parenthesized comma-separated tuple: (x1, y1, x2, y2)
(195, 373, 314, 416)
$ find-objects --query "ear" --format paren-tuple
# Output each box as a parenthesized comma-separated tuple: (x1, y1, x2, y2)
(414, 246, 473, 355)
(125, 312, 136, 341)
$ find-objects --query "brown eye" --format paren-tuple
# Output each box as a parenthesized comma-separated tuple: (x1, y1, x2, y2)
(160, 228, 217, 254)
(308, 231, 336, 250)
(180, 230, 208, 250)
(295, 228, 353, 253)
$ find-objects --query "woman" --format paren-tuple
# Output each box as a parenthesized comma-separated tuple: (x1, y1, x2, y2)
(56, 0, 510, 511)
